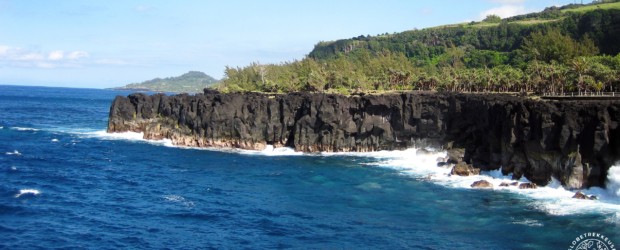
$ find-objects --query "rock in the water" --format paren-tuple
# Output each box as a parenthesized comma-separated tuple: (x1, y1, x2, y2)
(572, 191, 587, 199)
(499, 181, 519, 187)
(416, 148, 432, 156)
(450, 162, 480, 176)
(518, 183, 538, 189)
(471, 180, 493, 188)
(446, 148, 465, 164)
(572, 191, 598, 200)
(437, 162, 451, 168)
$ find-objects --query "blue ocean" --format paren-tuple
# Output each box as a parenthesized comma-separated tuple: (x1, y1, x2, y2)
(1, 85, 619, 249)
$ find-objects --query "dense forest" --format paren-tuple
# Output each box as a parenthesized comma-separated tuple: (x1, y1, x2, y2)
(219, 2, 620, 95)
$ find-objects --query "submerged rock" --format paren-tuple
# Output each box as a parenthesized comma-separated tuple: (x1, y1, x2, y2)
(471, 180, 493, 188)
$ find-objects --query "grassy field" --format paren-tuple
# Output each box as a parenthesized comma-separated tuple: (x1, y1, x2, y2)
(562, 2, 620, 13)
(511, 19, 562, 25)
(437, 2, 620, 30)
(438, 18, 561, 29)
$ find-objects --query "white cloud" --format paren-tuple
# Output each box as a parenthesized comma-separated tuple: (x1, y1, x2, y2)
(0, 45, 10, 56)
(16, 52, 45, 61)
(67, 51, 89, 60)
(48, 50, 64, 61)
(0, 45, 90, 68)
(480, 5, 528, 19)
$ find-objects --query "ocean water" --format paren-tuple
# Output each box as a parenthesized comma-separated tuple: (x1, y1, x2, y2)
(1, 85, 619, 249)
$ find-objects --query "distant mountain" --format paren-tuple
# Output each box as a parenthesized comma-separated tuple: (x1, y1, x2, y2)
(113, 71, 219, 93)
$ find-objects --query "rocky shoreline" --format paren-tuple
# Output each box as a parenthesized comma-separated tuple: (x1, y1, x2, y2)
(108, 89, 620, 189)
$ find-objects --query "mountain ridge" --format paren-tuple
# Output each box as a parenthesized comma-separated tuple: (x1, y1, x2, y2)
(113, 71, 219, 93)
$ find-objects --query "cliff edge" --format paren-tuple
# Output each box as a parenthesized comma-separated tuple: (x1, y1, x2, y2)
(108, 90, 620, 189)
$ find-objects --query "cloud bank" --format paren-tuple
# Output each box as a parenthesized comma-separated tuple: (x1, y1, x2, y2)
(480, 5, 528, 19)
(480, 0, 530, 19)
(0, 45, 90, 68)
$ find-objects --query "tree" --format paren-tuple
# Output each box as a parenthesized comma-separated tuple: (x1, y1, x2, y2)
(588, 60, 615, 92)
(521, 29, 599, 64)
(483, 14, 502, 23)
(571, 57, 590, 94)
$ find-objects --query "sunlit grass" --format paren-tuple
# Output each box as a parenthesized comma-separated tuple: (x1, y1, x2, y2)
(562, 2, 620, 13)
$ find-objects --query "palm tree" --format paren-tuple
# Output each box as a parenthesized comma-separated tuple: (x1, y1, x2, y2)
(571, 57, 589, 95)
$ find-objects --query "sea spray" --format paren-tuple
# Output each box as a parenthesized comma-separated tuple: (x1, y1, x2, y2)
(5, 150, 21, 156)
(82, 130, 175, 147)
(84, 131, 620, 217)
(366, 148, 620, 216)
(11, 127, 40, 131)
(607, 165, 620, 198)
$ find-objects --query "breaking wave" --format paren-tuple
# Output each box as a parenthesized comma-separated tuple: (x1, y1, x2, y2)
(364, 148, 620, 217)
(10, 127, 40, 131)
(15, 189, 40, 198)
(89, 131, 620, 217)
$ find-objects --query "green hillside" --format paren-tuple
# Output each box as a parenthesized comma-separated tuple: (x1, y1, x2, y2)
(114, 71, 219, 93)
(562, 1, 620, 13)
(219, 2, 620, 95)
(308, 3, 620, 60)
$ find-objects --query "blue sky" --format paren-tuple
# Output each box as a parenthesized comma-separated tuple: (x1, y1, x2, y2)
(0, 0, 582, 88)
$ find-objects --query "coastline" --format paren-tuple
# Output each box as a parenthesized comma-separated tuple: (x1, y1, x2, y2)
(94, 129, 620, 217)
(108, 90, 620, 189)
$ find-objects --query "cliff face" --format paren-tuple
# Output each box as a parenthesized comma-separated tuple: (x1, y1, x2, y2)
(108, 90, 620, 189)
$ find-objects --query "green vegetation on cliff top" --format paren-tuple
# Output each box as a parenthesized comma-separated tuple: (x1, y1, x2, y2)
(563, 1, 620, 12)
(218, 1, 620, 95)
(115, 71, 219, 93)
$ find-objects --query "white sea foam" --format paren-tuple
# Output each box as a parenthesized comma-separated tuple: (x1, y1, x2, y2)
(51, 138, 59, 142)
(87, 130, 304, 156)
(511, 218, 543, 227)
(237, 145, 303, 156)
(15, 189, 40, 198)
(86, 131, 620, 216)
(162, 194, 195, 207)
(81, 130, 174, 147)
(11, 127, 40, 131)
(5, 150, 21, 156)
(86, 130, 145, 140)
(359, 148, 620, 217)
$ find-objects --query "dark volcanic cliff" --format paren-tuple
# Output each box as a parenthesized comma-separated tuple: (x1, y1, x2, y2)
(108, 90, 620, 189)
